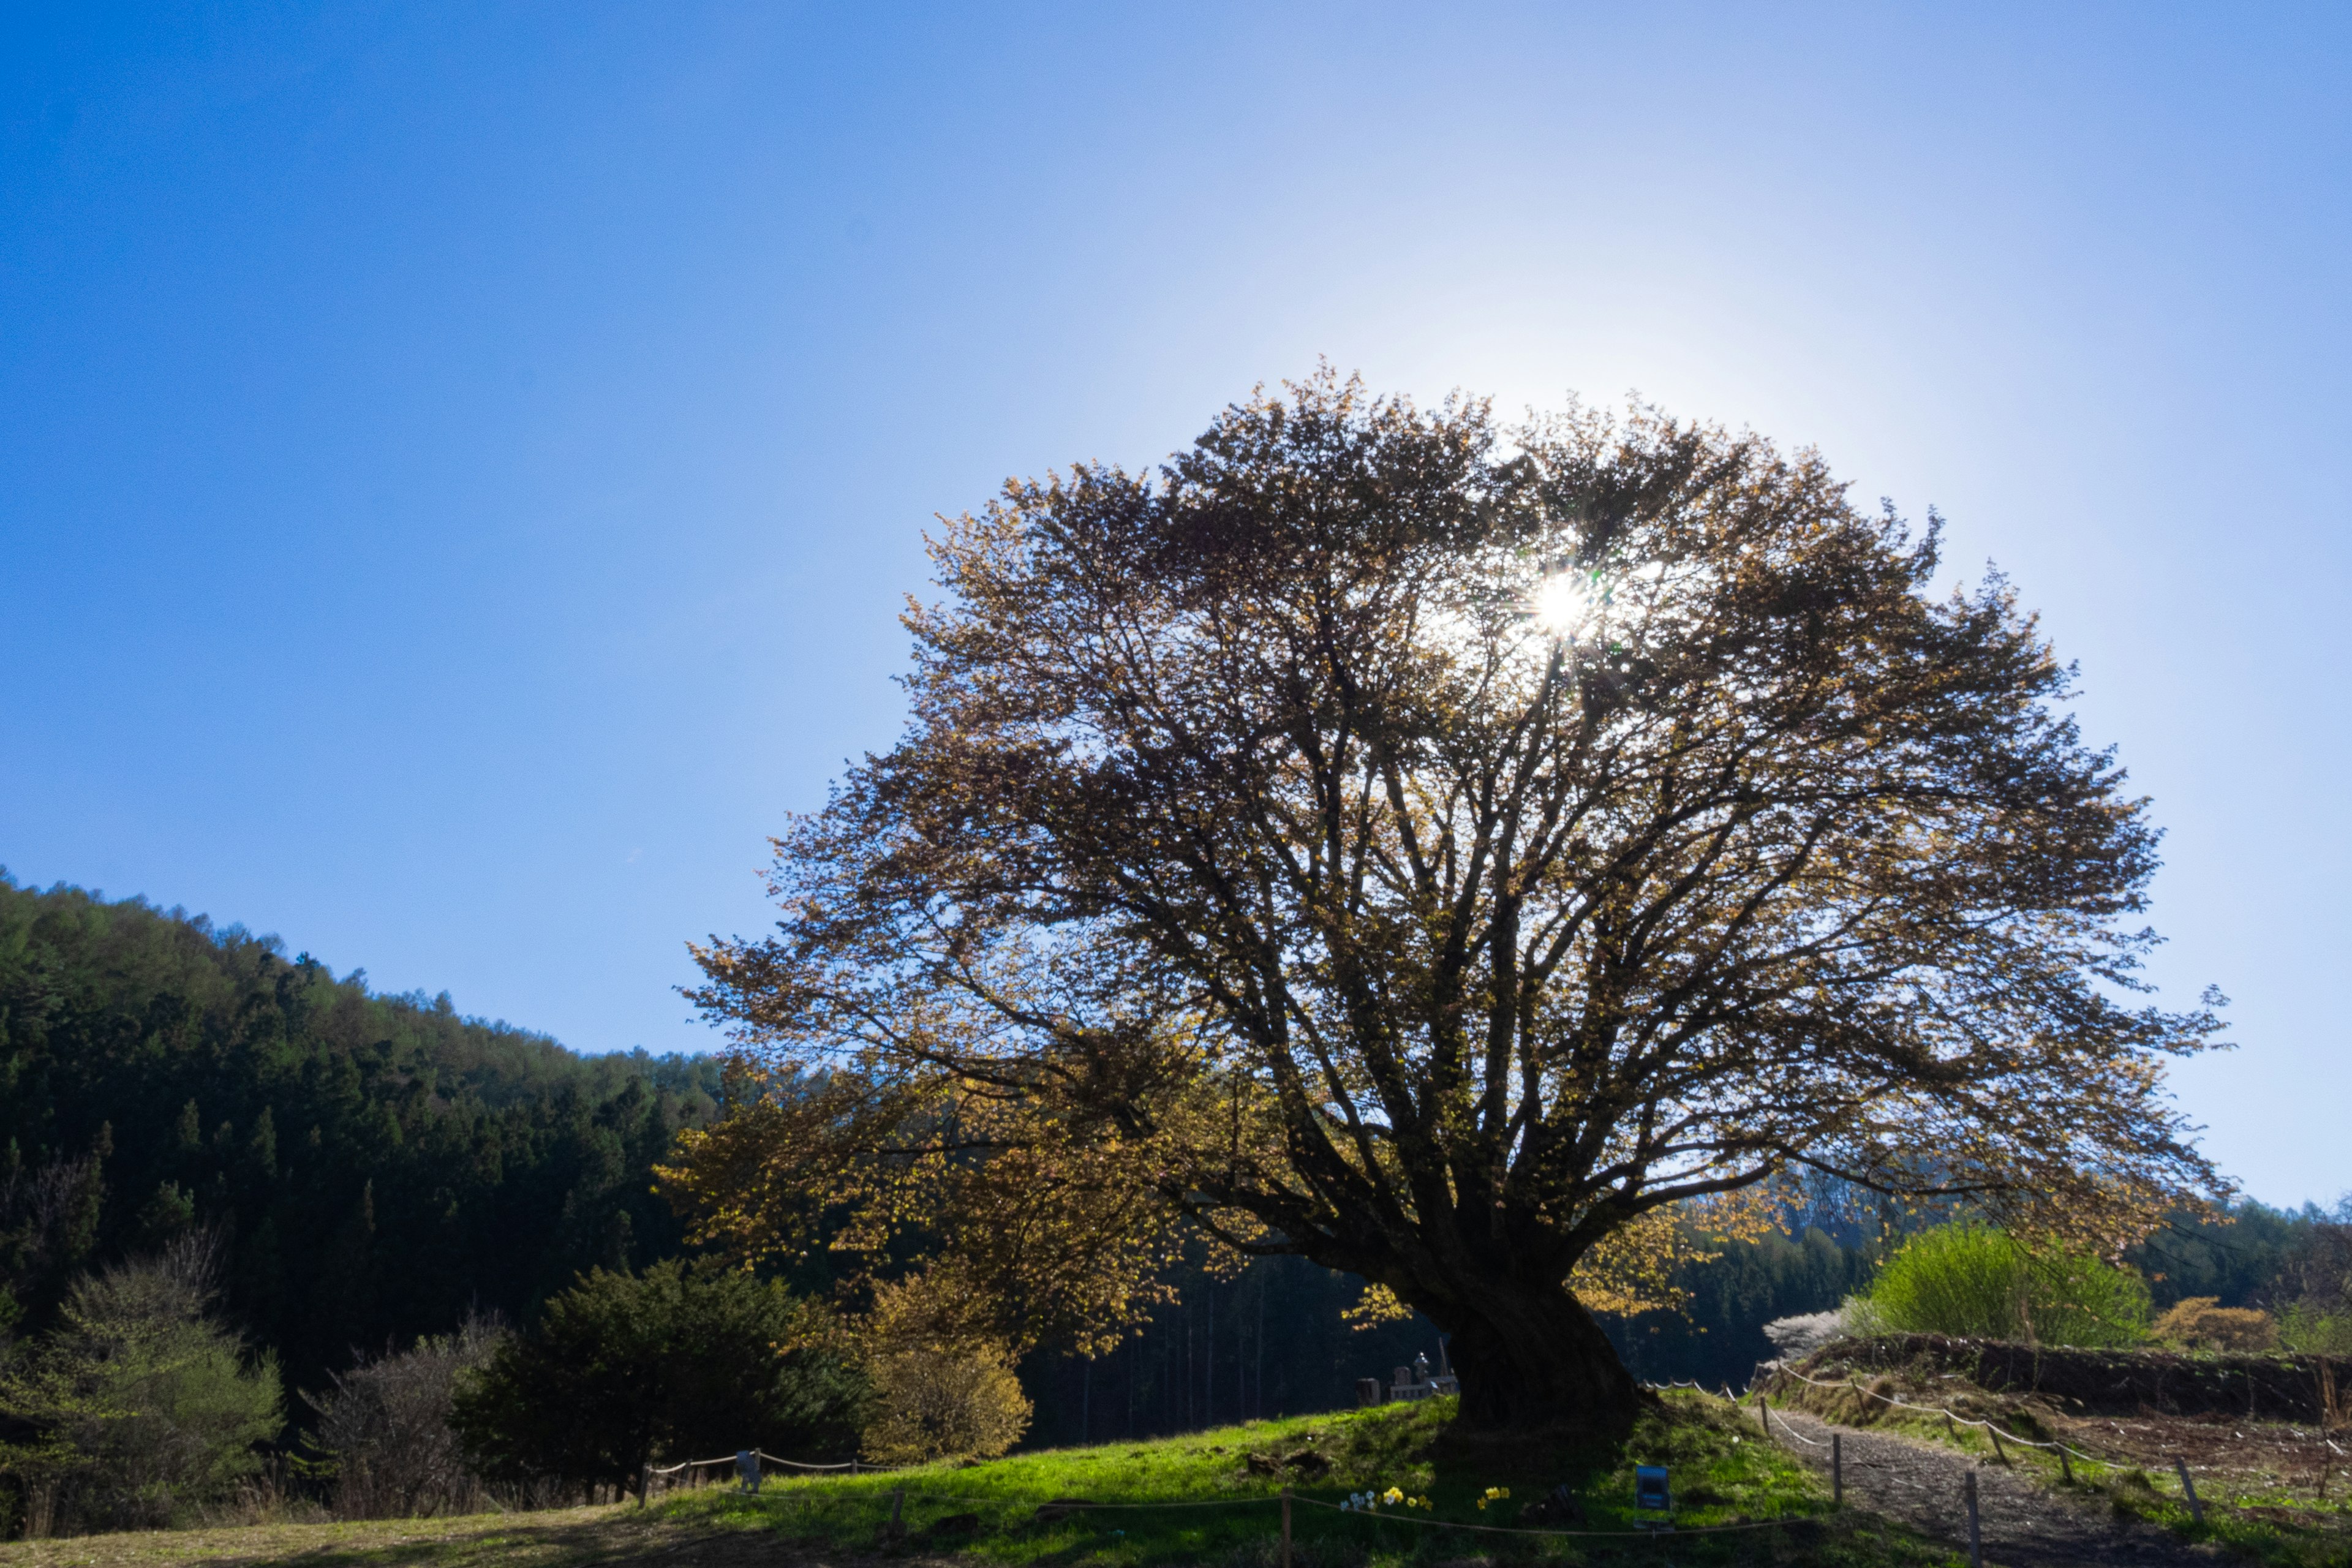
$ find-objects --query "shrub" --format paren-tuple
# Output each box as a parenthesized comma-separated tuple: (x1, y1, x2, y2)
(1863, 1223, 2149, 1346)
(2278, 1300, 2352, 1355)
(2150, 1296, 2277, 1352)
(304, 1313, 505, 1518)
(0, 1234, 281, 1536)
(860, 1342, 1031, 1464)
(450, 1259, 863, 1497)
(853, 1269, 1031, 1465)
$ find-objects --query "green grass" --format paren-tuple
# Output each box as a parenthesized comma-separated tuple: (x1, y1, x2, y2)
(655, 1392, 1968, 1567)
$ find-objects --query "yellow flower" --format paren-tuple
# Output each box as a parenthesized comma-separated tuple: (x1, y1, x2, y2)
(1382, 1487, 1403, 1506)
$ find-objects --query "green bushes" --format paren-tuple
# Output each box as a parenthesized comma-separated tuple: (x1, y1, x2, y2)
(0, 1235, 282, 1536)
(1859, 1223, 2149, 1346)
(2277, 1300, 2352, 1355)
(450, 1259, 864, 1496)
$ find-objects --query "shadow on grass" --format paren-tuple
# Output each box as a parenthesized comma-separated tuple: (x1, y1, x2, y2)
(661, 1395, 1970, 1568)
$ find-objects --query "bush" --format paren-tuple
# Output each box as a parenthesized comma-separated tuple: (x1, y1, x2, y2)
(860, 1341, 1031, 1464)
(2278, 1300, 2352, 1355)
(0, 1234, 281, 1536)
(853, 1270, 1032, 1465)
(1863, 1223, 2149, 1346)
(304, 1314, 505, 1518)
(449, 1259, 863, 1497)
(2150, 1295, 2277, 1351)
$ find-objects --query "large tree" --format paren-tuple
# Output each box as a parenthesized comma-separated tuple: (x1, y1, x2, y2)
(666, 373, 2222, 1431)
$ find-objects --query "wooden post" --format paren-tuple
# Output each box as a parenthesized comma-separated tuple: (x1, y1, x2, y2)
(889, 1487, 906, 1540)
(1963, 1470, 1981, 1568)
(1281, 1486, 1293, 1568)
(1945, 1411, 1956, 1441)
(2057, 1444, 2073, 1485)
(1988, 1425, 2007, 1464)
(639, 1461, 651, 1508)
(1756, 1392, 1768, 1436)
(1831, 1434, 1842, 1505)
(2174, 1457, 2203, 1524)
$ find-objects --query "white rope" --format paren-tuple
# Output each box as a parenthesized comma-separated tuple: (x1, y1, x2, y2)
(755, 1450, 903, 1472)
(1765, 1406, 1830, 1447)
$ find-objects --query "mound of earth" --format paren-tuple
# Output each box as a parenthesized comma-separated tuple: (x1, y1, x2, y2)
(1784, 1333, 2351, 1423)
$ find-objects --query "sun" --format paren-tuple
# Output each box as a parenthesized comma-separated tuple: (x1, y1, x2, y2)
(1531, 571, 1593, 637)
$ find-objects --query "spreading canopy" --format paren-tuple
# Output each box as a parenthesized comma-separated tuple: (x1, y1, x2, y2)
(666, 373, 2221, 1428)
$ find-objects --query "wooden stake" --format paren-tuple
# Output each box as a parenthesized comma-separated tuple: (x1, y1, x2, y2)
(1831, 1434, 1842, 1505)
(2058, 1444, 2073, 1485)
(2174, 1457, 2203, 1524)
(639, 1461, 651, 1508)
(1988, 1425, 2007, 1464)
(1281, 1486, 1293, 1568)
(1963, 1470, 1981, 1568)
(889, 1487, 906, 1540)
(1757, 1393, 1769, 1436)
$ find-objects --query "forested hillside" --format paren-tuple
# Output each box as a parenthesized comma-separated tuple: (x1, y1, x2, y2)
(0, 873, 722, 1394)
(4, 870, 2334, 1441)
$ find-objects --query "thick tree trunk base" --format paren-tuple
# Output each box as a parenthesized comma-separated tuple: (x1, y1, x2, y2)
(1430, 1281, 1647, 1436)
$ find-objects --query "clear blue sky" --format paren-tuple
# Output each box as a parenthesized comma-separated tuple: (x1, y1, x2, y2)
(3, 4, 2345, 1207)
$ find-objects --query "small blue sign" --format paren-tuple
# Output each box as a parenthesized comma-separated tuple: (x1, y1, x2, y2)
(1634, 1466, 1670, 1512)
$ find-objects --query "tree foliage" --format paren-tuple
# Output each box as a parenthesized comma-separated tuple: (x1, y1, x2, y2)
(0, 1234, 281, 1535)
(449, 1259, 864, 1493)
(662, 372, 2219, 1427)
(303, 1313, 506, 1519)
(0, 873, 725, 1394)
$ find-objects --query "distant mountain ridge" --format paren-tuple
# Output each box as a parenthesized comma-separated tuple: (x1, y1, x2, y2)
(0, 870, 723, 1398)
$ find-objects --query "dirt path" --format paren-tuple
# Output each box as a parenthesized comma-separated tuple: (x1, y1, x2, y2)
(1764, 1407, 2222, 1568)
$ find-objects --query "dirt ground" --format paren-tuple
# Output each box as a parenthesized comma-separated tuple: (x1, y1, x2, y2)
(1766, 1407, 2225, 1568)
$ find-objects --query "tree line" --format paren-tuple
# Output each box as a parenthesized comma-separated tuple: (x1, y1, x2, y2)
(0, 875, 722, 1412)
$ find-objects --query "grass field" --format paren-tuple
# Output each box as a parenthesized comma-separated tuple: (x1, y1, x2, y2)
(0, 1393, 1967, 1567)
(659, 1392, 1964, 1567)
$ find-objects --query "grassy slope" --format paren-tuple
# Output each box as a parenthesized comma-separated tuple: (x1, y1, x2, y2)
(0, 1395, 1966, 1567)
(662, 1393, 1961, 1566)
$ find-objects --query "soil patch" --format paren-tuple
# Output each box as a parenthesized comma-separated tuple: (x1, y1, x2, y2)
(1765, 1406, 2222, 1567)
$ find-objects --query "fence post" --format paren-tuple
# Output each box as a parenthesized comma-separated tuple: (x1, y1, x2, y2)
(1281, 1486, 1293, 1568)
(1988, 1425, 2007, 1465)
(2173, 1457, 2203, 1524)
(1963, 1470, 1981, 1568)
(2057, 1444, 2073, 1485)
(1756, 1393, 1768, 1436)
(889, 1487, 906, 1541)
(1831, 1434, 1842, 1505)
(639, 1462, 650, 1508)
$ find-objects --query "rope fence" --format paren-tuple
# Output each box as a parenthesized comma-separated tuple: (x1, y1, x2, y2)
(1771, 1363, 2107, 1464)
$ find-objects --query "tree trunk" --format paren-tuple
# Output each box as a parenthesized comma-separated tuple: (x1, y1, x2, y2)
(1430, 1279, 1646, 1434)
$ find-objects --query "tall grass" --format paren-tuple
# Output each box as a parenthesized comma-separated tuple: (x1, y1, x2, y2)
(1860, 1223, 2149, 1346)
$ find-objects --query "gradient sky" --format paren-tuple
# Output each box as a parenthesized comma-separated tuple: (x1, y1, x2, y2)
(3, 4, 2345, 1207)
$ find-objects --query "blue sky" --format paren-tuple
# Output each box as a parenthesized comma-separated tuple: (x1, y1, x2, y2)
(2, 4, 2345, 1207)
